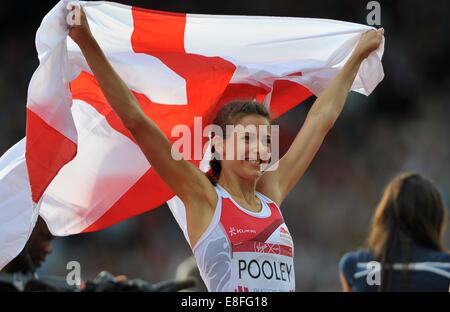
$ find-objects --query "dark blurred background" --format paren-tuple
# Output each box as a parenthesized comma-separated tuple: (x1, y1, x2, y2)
(0, 0, 449, 291)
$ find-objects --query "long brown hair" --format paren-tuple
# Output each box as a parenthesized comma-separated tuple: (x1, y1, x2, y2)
(207, 100, 272, 185)
(366, 172, 448, 291)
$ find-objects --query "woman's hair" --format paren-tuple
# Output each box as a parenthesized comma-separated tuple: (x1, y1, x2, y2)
(366, 172, 448, 291)
(207, 100, 271, 185)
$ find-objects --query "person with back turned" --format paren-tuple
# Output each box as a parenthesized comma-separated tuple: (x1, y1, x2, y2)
(339, 173, 450, 292)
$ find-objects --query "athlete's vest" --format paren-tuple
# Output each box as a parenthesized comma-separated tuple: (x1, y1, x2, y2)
(191, 185, 295, 292)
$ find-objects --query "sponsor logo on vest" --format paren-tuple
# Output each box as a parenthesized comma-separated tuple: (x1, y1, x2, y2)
(238, 259, 292, 283)
(254, 242, 280, 254)
(229, 227, 256, 237)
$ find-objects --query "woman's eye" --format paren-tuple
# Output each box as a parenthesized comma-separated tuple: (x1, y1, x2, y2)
(261, 136, 271, 146)
(243, 134, 252, 142)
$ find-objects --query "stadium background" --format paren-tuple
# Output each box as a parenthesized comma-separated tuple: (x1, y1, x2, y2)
(0, 0, 449, 291)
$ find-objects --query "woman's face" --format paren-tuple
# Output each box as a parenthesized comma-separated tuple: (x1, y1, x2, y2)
(217, 114, 272, 182)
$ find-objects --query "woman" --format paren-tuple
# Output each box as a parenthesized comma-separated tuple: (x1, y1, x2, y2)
(339, 173, 450, 292)
(69, 6, 383, 292)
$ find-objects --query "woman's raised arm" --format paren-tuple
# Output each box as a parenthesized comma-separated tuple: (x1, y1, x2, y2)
(68, 7, 217, 214)
(257, 29, 384, 206)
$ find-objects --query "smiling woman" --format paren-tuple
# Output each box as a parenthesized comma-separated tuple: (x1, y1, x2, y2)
(67, 4, 384, 291)
(169, 110, 277, 165)
(206, 100, 273, 187)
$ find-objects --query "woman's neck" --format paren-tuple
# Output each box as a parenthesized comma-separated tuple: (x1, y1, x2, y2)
(217, 171, 258, 206)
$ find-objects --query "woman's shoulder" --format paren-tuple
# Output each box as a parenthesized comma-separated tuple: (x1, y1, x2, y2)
(439, 250, 450, 261)
(339, 248, 374, 279)
(413, 245, 450, 262)
(340, 248, 374, 263)
(429, 249, 450, 261)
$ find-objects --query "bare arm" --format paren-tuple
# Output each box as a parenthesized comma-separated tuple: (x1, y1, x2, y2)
(68, 7, 216, 244)
(257, 29, 384, 206)
(339, 272, 353, 292)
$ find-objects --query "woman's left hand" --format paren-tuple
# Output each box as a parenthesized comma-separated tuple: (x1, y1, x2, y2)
(353, 28, 384, 60)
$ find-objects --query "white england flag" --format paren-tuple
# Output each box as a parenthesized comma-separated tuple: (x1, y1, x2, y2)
(0, 0, 384, 269)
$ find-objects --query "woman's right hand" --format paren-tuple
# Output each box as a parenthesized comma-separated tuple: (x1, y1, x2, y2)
(68, 5, 93, 47)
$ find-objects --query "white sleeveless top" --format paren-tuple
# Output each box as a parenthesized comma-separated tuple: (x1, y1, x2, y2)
(168, 184, 295, 292)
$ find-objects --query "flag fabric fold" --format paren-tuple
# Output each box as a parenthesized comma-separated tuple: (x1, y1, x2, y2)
(0, 0, 384, 269)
